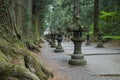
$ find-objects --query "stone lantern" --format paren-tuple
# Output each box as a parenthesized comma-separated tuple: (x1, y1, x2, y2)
(45, 33, 51, 45)
(50, 31, 56, 48)
(55, 28, 64, 52)
(67, 34, 71, 42)
(67, 16, 87, 66)
(96, 31, 104, 48)
(86, 33, 90, 45)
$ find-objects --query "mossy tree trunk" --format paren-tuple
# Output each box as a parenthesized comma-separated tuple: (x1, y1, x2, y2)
(32, 2, 43, 43)
(0, 0, 52, 80)
(94, 0, 99, 40)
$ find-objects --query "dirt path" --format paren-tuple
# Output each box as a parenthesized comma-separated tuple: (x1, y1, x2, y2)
(37, 41, 120, 80)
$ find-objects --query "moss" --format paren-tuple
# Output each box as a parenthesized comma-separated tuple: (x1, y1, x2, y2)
(26, 40, 41, 52)
(0, 51, 8, 63)
(24, 52, 53, 79)
(0, 39, 53, 80)
(0, 63, 40, 80)
(69, 59, 86, 66)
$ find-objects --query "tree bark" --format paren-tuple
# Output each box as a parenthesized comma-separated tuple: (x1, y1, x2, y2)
(0, 0, 52, 80)
(94, 0, 99, 37)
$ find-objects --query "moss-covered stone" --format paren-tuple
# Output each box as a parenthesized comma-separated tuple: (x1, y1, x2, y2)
(96, 43, 104, 48)
(69, 59, 86, 66)
(54, 45, 64, 52)
(0, 63, 40, 80)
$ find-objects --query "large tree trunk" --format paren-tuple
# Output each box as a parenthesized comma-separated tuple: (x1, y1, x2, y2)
(0, 0, 52, 80)
(94, 0, 99, 37)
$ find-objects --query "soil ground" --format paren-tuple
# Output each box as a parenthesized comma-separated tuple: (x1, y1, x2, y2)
(37, 41, 120, 80)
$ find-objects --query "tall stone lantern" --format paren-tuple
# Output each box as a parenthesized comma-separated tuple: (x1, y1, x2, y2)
(66, 0, 87, 66)
(67, 16, 87, 66)
(55, 28, 64, 52)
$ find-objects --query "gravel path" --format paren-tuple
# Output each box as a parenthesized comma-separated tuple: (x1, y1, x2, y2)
(37, 41, 120, 80)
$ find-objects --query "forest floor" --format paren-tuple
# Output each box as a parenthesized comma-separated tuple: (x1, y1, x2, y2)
(37, 41, 120, 80)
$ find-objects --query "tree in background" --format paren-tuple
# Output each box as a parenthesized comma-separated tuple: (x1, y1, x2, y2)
(94, 0, 99, 37)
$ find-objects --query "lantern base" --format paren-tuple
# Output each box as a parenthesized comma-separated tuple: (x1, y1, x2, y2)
(69, 54, 86, 66)
(96, 43, 104, 48)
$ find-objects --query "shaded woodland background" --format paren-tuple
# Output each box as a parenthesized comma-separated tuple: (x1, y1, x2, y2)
(47, 0, 120, 39)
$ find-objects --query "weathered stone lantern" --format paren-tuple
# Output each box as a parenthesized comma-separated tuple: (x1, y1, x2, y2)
(67, 16, 87, 66)
(67, 34, 71, 42)
(55, 28, 64, 52)
(86, 33, 90, 45)
(45, 33, 52, 45)
(66, 0, 87, 66)
(45, 33, 51, 45)
(50, 31, 56, 48)
(96, 31, 104, 48)
(64, 34, 67, 41)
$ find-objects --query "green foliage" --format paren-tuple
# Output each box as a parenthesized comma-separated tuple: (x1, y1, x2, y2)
(100, 11, 120, 20)
(81, 0, 120, 36)
(46, 0, 74, 32)
(103, 36, 120, 40)
(89, 24, 94, 36)
(46, 0, 94, 33)
(44, 0, 120, 37)
(33, 0, 55, 34)
(99, 11, 120, 36)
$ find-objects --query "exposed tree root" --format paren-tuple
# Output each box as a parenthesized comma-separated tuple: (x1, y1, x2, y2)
(0, 39, 53, 80)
